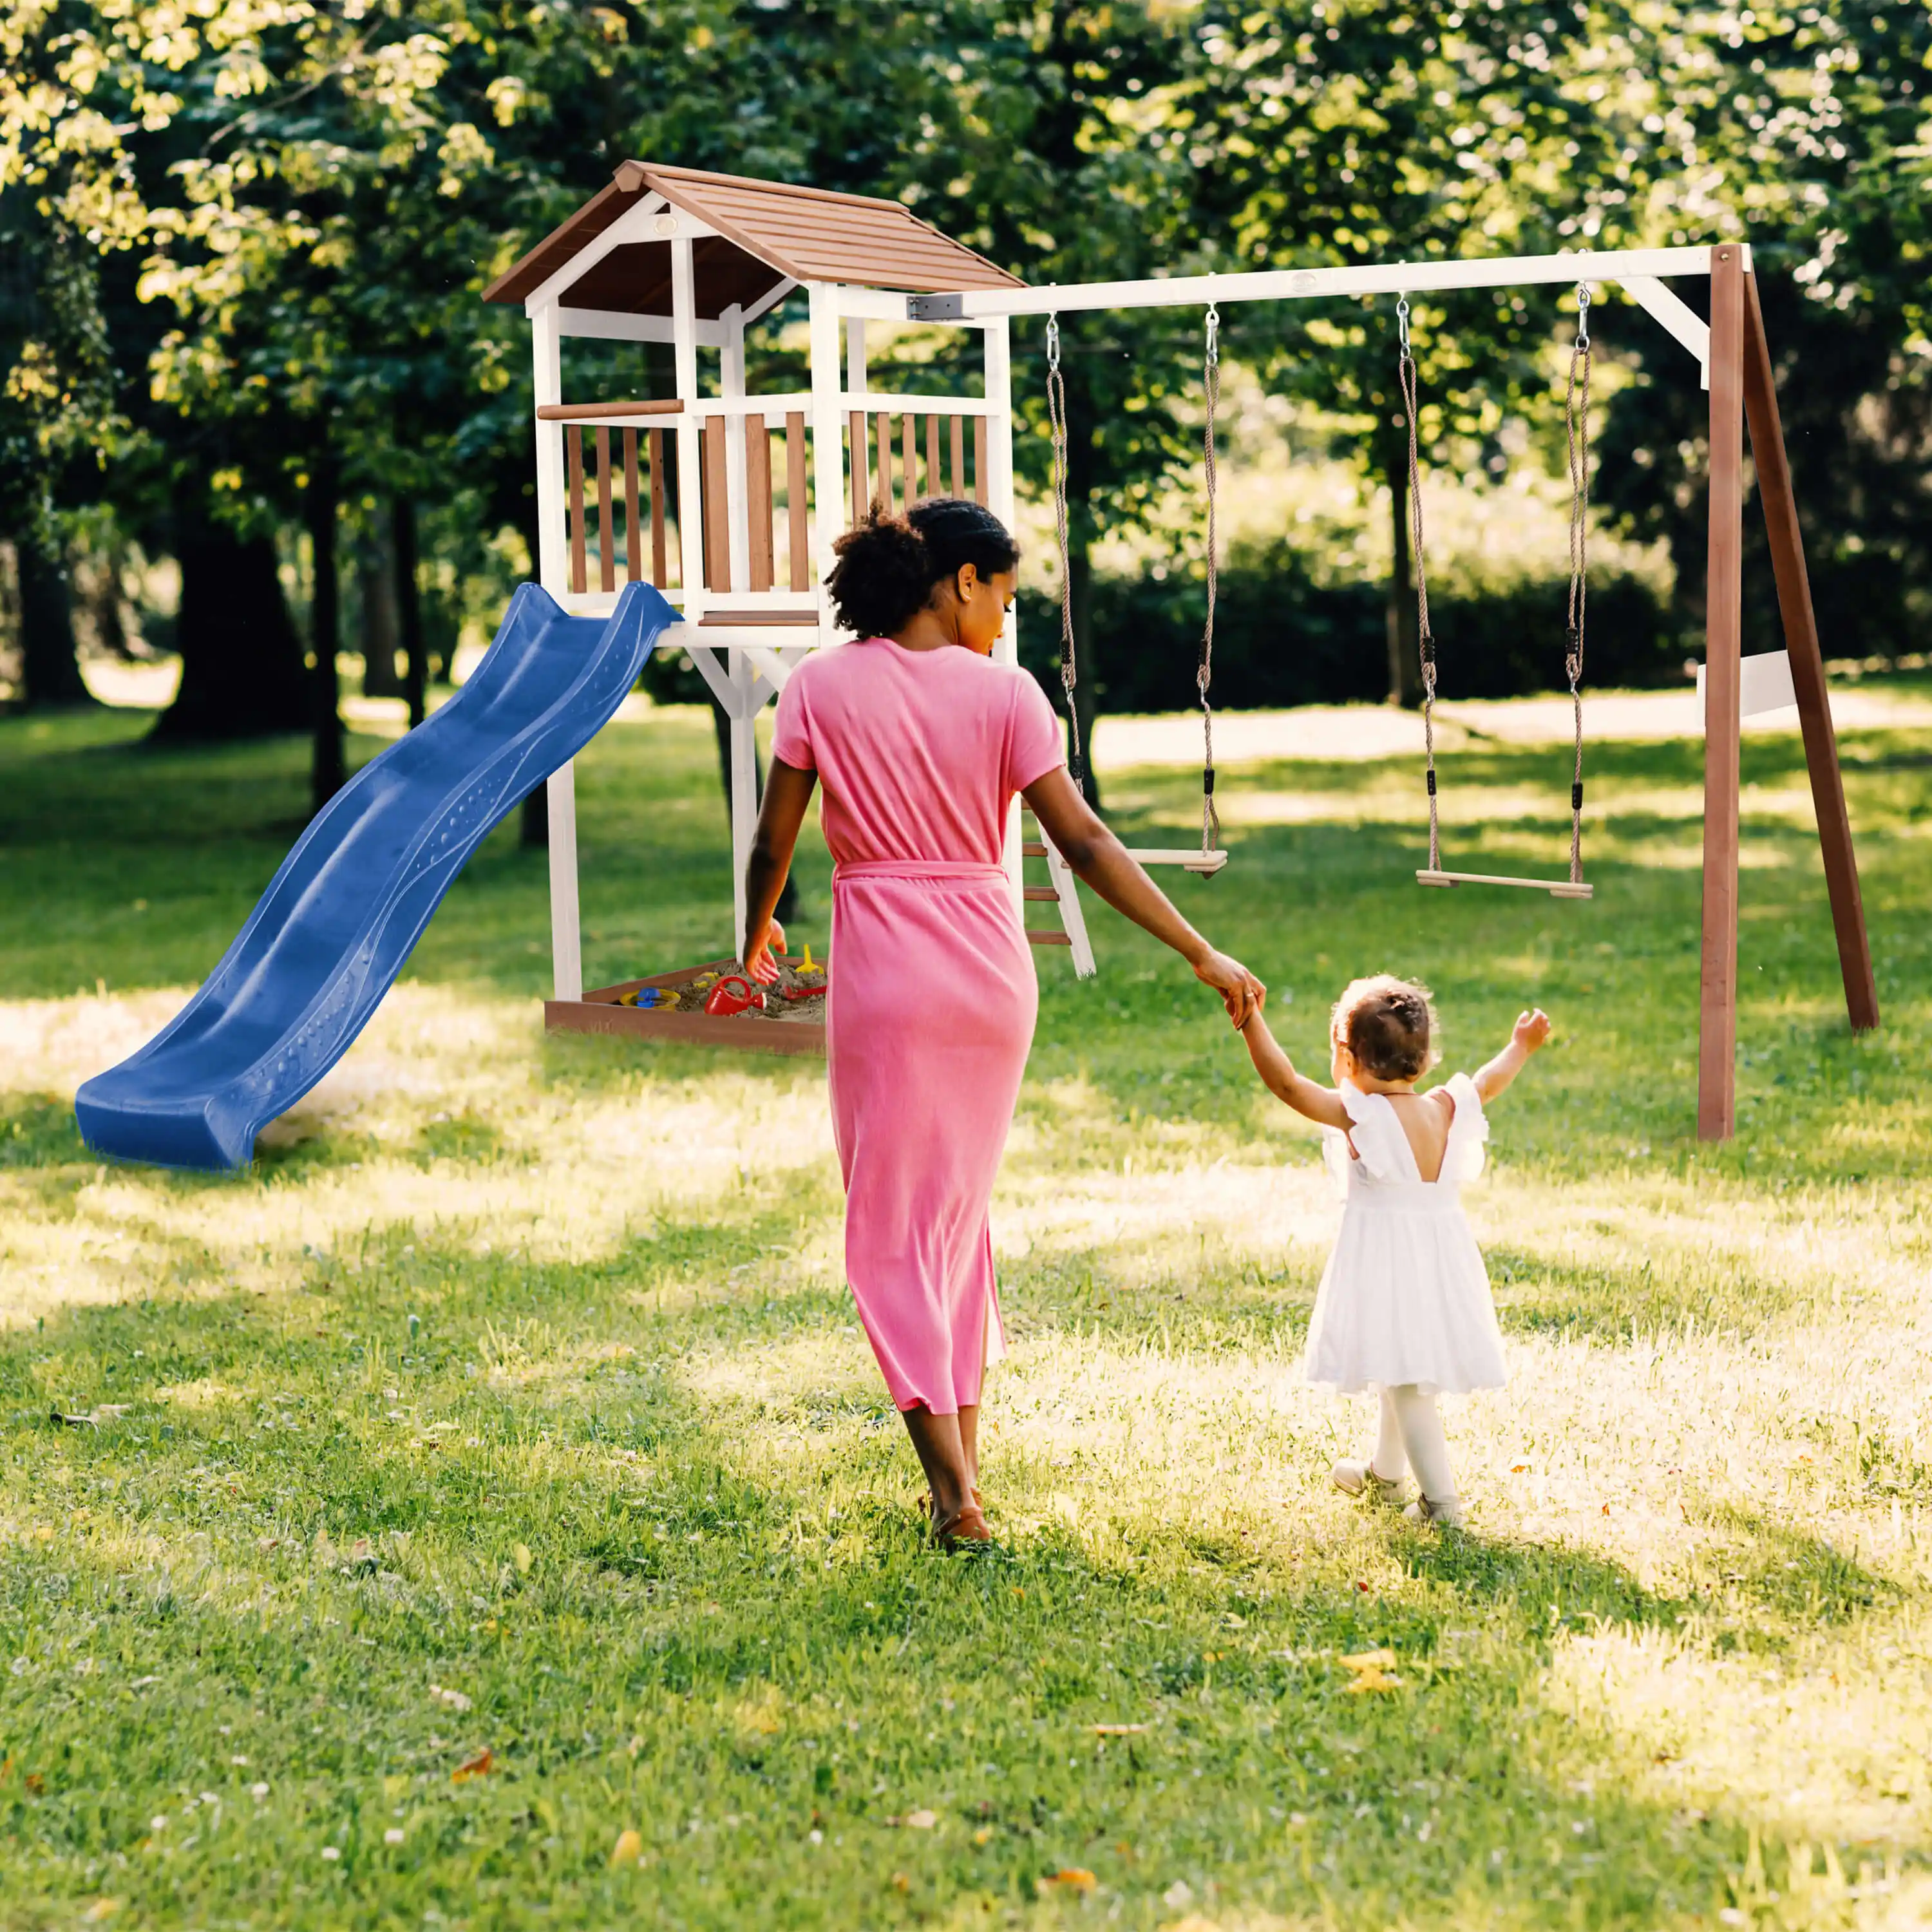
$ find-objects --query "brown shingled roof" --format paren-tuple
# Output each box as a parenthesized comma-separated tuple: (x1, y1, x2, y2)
(481, 163, 1023, 317)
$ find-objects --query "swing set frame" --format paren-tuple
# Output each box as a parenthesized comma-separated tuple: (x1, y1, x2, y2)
(914, 242, 1880, 1142)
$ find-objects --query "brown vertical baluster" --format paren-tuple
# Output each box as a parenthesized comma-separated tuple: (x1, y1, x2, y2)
(786, 412, 810, 592)
(849, 410, 867, 524)
(648, 429, 668, 587)
(972, 417, 989, 507)
(703, 415, 730, 592)
(622, 429, 641, 582)
(746, 412, 775, 593)
(902, 413, 918, 507)
(875, 411, 892, 513)
(565, 424, 587, 595)
(595, 427, 616, 594)
(1698, 243, 1747, 1142)
(1740, 270, 1878, 1036)
(926, 416, 942, 500)
(949, 417, 965, 497)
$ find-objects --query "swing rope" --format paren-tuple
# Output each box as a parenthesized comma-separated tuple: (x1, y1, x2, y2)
(1396, 294, 1440, 873)
(1198, 304, 1222, 855)
(1564, 282, 1593, 887)
(1045, 314, 1084, 790)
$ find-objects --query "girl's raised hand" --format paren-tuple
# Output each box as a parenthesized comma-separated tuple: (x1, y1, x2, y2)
(745, 916, 787, 985)
(1513, 1007, 1552, 1052)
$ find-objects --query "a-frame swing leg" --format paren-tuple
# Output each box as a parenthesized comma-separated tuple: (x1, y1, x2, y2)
(1698, 247, 1880, 1142)
(1741, 272, 1880, 1037)
(1698, 245, 1747, 1142)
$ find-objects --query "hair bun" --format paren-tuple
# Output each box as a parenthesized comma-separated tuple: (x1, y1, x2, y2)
(824, 498, 1019, 638)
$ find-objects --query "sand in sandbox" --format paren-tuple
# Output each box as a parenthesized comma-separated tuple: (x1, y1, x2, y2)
(667, 958, 828, 1025)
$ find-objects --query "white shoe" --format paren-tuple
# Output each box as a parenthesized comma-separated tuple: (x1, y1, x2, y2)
(1403, 1494, 1465, 1528)
(1331, 1459, 1410, 1506)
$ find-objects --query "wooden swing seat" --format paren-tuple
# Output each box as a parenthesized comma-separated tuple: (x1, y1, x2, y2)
(1417, 868, 1593, 900)
(1126, 847, 1229, 876)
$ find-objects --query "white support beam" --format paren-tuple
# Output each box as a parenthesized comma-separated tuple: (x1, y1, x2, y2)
(546, 765, 583, 1003)
(982, 313, 1025, 918)
(1617, 274, 1714, 384)
(521, 194, 722, 317)
(685, 641, 738, 715)
(810, 283, 849, 614)
(739, 277, 799, 330)
(670, 234, 706, 622)
(553, 307, 728, 348)
(906, 243, 1747, 322)
(728, 656, 761, 962)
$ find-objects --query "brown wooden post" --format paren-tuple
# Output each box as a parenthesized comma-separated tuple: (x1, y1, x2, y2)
(1699, 244, 1747, 1141)
(565, 425, 587, 596)
(926, 416, 942, 500)
(949, 417, 965, 497)
(972, 416, 989, 507)
(594, 428, 616, 594)
(785, 412, 810, 592)
(648, 430, 668, 587)
(902, 413, 918, 506)
(1740, 270, 1879, 1033)
(848, 411, 867, 524)
(703, 415, 730, 592)
(875, 411, 893, 512)
(746, 415, 775, 592)
(621, 429, 642, 582)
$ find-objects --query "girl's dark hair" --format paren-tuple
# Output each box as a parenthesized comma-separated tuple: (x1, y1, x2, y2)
(824, 497, 1019, 638)
(1331, 974, 1439, 1082)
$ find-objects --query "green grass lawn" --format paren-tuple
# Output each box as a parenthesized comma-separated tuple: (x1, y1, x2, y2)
(1, 691, 1929, 1930)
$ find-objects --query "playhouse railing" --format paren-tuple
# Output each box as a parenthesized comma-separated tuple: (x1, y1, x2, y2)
(538, 393, 992, 608)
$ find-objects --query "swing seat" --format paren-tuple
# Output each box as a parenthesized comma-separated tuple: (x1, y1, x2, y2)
(1417, 868, 1593, 900)
(1126, 847, 1229, 876)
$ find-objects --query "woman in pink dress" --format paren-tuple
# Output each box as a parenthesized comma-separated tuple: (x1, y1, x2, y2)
(743, 500, 1263, 1546)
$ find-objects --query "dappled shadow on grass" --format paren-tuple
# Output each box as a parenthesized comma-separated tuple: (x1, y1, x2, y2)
(6, 1218, 1931, 1926)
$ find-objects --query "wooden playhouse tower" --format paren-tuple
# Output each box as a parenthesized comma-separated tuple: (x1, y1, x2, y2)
(482, 164, 1094, 1038)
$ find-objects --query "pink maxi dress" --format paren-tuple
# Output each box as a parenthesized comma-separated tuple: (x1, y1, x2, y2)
(771, 636, 1065, 1415)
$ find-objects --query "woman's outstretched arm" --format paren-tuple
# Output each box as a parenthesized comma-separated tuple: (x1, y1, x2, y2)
(743, 756, 818, 981)
(1021, 765, 1264, 1027)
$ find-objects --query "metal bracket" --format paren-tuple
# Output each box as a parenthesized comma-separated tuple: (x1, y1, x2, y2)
(905, 292, 964, 321)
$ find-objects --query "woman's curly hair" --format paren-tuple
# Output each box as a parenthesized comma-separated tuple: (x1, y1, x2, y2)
(824, 497, 1019, 638)
(1330, 974, 1440, 1082)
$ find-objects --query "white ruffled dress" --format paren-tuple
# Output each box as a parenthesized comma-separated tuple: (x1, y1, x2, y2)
(1302, 1074, 1508, 1396)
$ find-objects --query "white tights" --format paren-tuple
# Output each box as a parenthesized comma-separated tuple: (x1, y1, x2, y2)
(1370, 1385, 1457, 1506)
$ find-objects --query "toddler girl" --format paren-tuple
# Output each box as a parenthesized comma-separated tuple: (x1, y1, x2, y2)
(1238, 976, 1550, 1527)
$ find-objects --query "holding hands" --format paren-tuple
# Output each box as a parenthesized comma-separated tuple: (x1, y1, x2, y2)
(1192, 946, 1266, 1028)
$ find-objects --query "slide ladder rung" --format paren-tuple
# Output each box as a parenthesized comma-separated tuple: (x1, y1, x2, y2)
(1021, 840, 1048, 858)
(1023, 886, 1059, 902)
(1027, 929, 1073, 947)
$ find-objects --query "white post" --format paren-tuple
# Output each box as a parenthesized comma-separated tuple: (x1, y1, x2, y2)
(983, 314, 1026, 912)
(532, 297, 583, 1003)
(808, 284, 847, 635)
(670, 234, 705, 620)
(721, 302, 752, 595)
(730, 658, 759, 961)
(845, 315, 867, 399)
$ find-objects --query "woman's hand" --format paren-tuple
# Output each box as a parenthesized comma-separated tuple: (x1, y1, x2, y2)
(745, 916, 786, 985)
(1193, 948, 1265, 1028)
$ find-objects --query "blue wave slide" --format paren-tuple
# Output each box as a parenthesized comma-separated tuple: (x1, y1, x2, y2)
(76, 580, 677, 1172)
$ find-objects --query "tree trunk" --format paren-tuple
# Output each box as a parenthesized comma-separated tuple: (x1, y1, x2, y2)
(395, 496, 426, 728)
(154, 509, 310, 741)
(1383, 433, 1421, 708)
(357, 520, 404, 697)
(308, 448, 345, 812)
(17, 531, 94, 708)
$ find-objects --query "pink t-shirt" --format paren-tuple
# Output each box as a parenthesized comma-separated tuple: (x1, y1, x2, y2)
(770, 638, 1064, 867)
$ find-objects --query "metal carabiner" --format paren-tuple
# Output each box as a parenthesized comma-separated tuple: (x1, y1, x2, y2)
(1045, 312, 1061, 370)
(1574, 281, 1591, 352)
(1204, 303, 1221, 368)
(1396, 293, 1412, 353)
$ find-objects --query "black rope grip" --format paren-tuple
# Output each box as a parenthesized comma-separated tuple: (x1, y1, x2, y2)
(1426, 770, 1437, 797)
(1202, 766, 1216, 795)
(1571, 781, 1584, 811)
